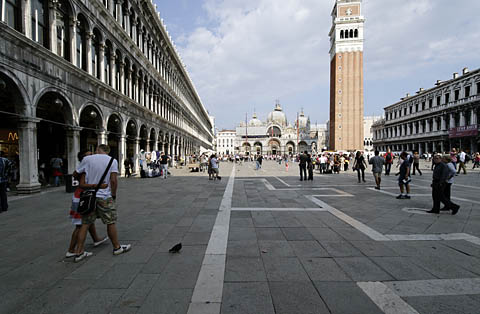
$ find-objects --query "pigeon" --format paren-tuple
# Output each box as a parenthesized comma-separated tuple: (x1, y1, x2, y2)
(169, 243, 182, 253)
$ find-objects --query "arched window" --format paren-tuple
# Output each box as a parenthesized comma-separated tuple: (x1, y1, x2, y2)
(340, 30, 344, 39)
(91, 30, 101, 79)
(124, 58, 130, 97)
(103, 0, 108, 10)
(113, 0, 117, 20)
(345, 29, 349, 38)
(132, 65, 137, 101)
(115, 50, 121, 91)
(354, 29, 358, 38)
(4, 0, 20, 31)
(31, 0, 47, 47)
(76, 17, 88, 70)
(57, 1, 71, 61)
(129, 10, 135, 38)
(349, 29, 354, 38)
(122, 1, 128, 30)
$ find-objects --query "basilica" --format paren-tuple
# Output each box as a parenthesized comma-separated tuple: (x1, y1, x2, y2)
(235, 103, 320, 156)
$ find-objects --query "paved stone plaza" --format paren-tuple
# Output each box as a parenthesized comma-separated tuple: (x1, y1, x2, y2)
(2, 161, 480, 314)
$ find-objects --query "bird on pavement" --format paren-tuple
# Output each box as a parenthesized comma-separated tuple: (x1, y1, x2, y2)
(169, 243, 182, 253)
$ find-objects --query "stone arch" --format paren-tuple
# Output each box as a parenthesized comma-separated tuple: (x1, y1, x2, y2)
(33, 87, 76, 125)
(0, 67, 32, 116)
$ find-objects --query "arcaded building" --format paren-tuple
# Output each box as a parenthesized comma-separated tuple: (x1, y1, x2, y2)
(0, 0, 213, 193)
(328, 0, 365, 151)
(372, 68, 480, 154)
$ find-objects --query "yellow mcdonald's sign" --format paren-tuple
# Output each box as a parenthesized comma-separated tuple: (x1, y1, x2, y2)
(8, 132, 19, 141)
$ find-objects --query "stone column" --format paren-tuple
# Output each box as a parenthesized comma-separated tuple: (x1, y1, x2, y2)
(440, 141, 445, 154)
(127, 68, 132, 98)
(70, 18, 77, 65)
(441, 115, 447, 130)
(460, 112, 466, 127)
(139, 79, 144, 106)
(66, 127, 81, 174)
(471, 110, 477, 125)
(119, 135, 126, 176)
(433, 118, 438, 132)
(49, 1, 58, 55)
(109, 0, 114, 15)
(450, 113, 455, 129)
(133, 137, 140, 173)
(119, 61, 125, 94)
(99, 42, 105, 83)
(116, 0, 123, 24)
(86, 32, 93, 75)
(97, 130, 107, 145)
(16, 118, 41, 194)
(426, 119, 430, 132)
(419, 143, 423, 155)
(146, 140, 151, 152)
(110, 53, 116, 88)
(425, 142, 429, 154)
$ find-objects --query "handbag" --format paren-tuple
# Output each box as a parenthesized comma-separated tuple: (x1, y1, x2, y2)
(77, 157, 114, 216)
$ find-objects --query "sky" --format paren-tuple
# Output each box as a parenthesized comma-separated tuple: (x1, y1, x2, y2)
(154, 0, 480, 130)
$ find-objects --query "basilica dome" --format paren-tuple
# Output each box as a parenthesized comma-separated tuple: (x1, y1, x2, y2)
(249, 113, 263, 127)
(267, 104, 287, 126)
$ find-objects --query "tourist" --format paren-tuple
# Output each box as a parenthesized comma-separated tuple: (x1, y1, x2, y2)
(411, 151, 422, 176)
(353, 151, 367, 183)
(299, 151, 308, 181)
(339, 155, 345, 172)
(74, 144, 131, 262)
(369, 150, 385, 190)
(159, 152, 170, 179)
(428, 154, 459, 214)
(124, 158, 131, 177)
(256, 154, 263, 170)
(210, 154, 220, 180)
(307, 153, 314, 180)
(0, 151, 13, 213)
(457, 149, 467, 175)
(396, 151, 411, 199)
(450, 148, 457, 169)
(50, 155, 63, 187)
(319, 154, 327, 174)
(442, 154, 460, 214)
(66, 151, 108, 259)
(384, 148, 394, 175)
(343, 155, 349, 171)
(473, 152, 480, 169)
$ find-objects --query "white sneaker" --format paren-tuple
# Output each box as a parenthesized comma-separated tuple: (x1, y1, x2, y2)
(74, 251, 93, 263)
(94, 237, 109, 247)
(113, 244, 131, 255)
(65, 251, 76, 258)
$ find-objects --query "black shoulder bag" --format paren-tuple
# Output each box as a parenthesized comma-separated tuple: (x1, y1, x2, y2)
(77, 157, 114, 216)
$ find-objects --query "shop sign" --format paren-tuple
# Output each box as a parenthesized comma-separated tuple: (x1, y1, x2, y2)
(448, 125, 479, 138)
(0, 129, 19, 143)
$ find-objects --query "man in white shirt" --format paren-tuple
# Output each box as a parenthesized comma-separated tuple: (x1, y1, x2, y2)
(457, 150, 467, 175)
(74, 144, 131, 262)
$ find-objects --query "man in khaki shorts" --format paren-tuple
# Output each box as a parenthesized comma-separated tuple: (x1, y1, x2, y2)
(369, 150, 385, 190)
(74, 144, 131, 262)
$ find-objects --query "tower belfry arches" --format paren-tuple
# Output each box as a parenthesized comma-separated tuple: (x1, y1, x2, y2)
(329, 0, 365, 151)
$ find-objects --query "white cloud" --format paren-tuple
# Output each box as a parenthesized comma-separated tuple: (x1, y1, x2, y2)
(174, 0, 480, 128)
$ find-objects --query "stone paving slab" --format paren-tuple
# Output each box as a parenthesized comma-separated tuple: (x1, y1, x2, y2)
(3, 160, 480, 314)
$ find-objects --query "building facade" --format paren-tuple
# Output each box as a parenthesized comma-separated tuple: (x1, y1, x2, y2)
(0, 0, 213, 193)
(372, 68, 480, 154)
(364, 115, 382, 152)
(216, 130, 236, 155)
(235, 104, 319, 156)
(329, 0, 365, 151)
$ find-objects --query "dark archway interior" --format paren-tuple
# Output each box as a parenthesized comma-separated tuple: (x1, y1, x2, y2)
(79, 106, 102, 153)
(0, 73, 23, 161)
(126, 120, 137, 161)
(107, 115, 122, 161)
(36, 92, 70, 176)
(139, 125, 148, 150)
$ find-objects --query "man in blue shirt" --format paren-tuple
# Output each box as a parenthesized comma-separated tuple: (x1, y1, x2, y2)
(0, 151, 12, 212)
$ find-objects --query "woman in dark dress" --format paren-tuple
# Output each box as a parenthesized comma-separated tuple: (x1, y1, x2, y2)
(353, 151, 367, 183)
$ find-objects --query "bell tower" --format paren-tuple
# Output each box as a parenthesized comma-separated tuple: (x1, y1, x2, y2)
(329, 0, 365, 151)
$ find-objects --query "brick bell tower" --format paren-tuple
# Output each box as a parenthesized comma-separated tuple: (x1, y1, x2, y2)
(329, 0, 365, 151)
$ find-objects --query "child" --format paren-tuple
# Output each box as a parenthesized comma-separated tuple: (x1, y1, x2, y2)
(66, 151, 108, 258)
